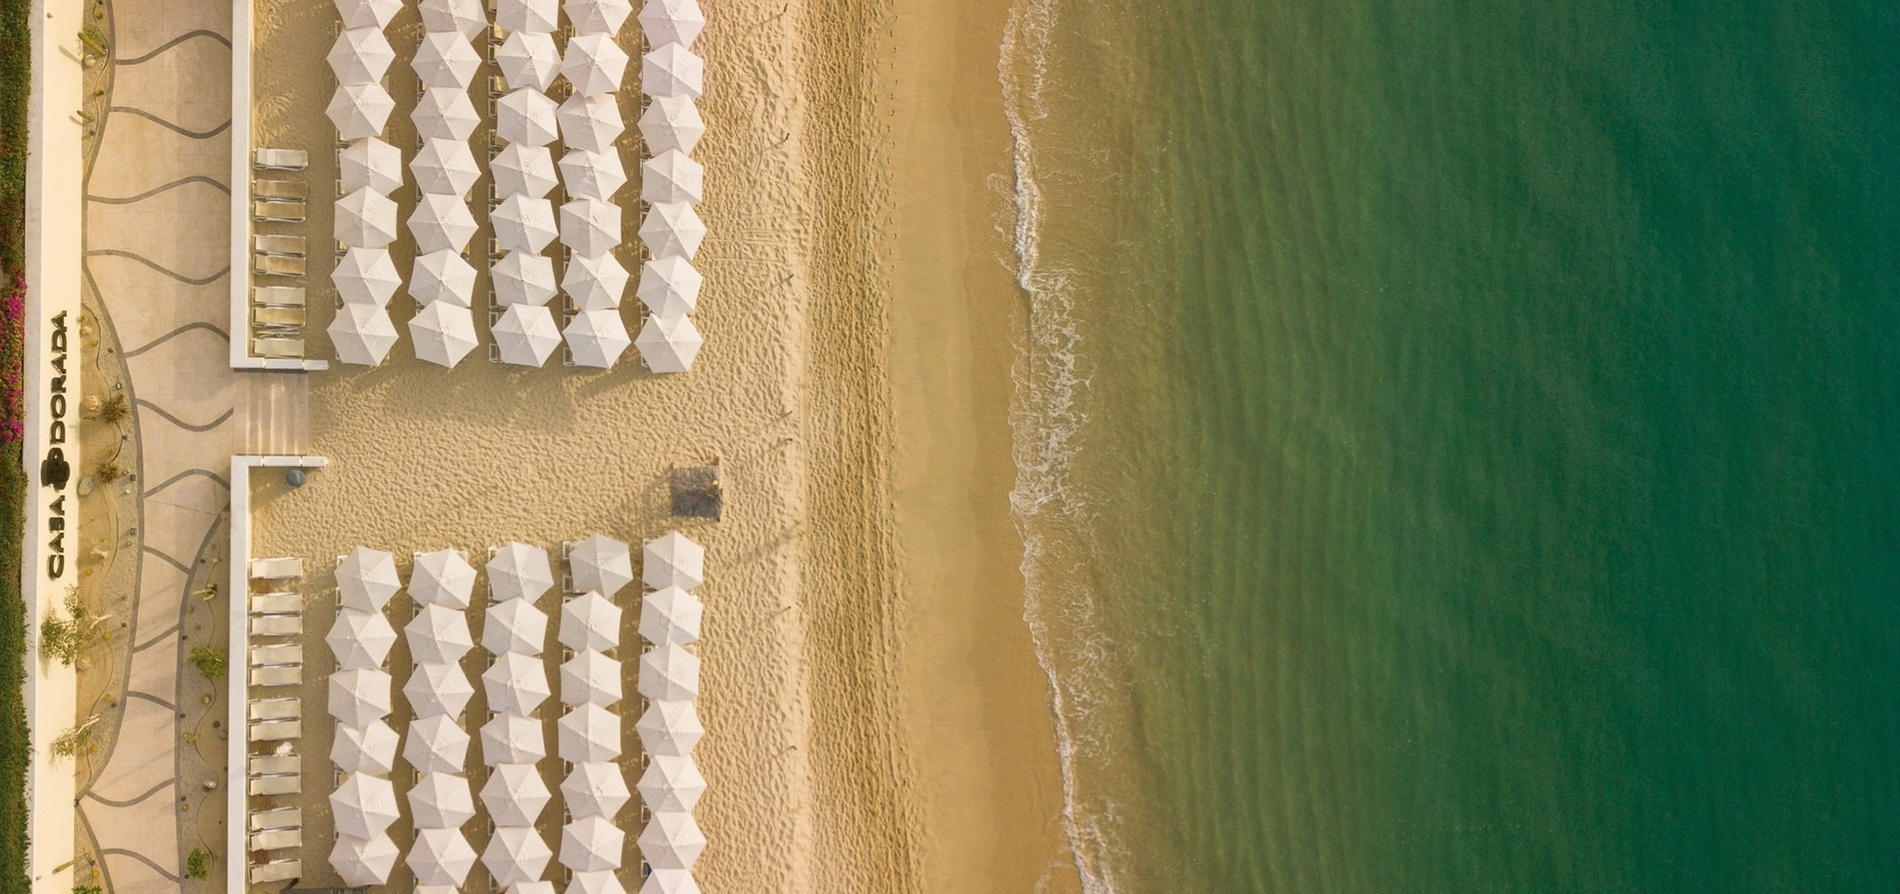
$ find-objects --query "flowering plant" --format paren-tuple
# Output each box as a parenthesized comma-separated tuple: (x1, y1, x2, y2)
(0, 272, 23, 443)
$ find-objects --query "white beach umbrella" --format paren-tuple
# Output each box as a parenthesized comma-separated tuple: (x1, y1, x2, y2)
(638, 643, 700, 701)
(327, 607, 397, 669)
(562, 253, 631, 311)
(480, 714, 548, 765)
(559, 650, 621, 706)
(327, 27, 395, 84)
(563, 309, 632, 369)
(497, 30, 562, 93)
(559, 590, 623, 652)
(331, 833, 399, 886)
(331, 719, 400, 775)
(484, 826, 554, 887)
(642, 532, 705, 589)
(404, 662, 476, 718)
(637, 812, 706, 871)
(493, 194, 560, 255)
(639, 870, 700, 894)
(406, 603, 476, 664)
(334, 187, 398, 248)
(328, 304, 400, 366)
(497, 88, 562, 148)
(411, 249, 478, 307)
(493, 304, 564, 367)
(638, 202, 707, 259)
(483, 652, 553, 716)
(483, 597, 549, 655)
(641, 43, 704, 99)
(339, 136, 402, 194)
(566, 535, 634, 599)
(414, 87, 483, 142)
(492, 143, 559, 198)
(412, 139, 483, 197)
(419, 0, 488, 38)
(409, 193, 480, 254)
(558, 148, 628, 203)
(565, 0, 633, 33)
(412, 548, 478, 609)
(638, 0, 706, 48)
(336, 0, 401, 29)
(497, 0, 559, 33)
(557, 703, 622, 763)
(635, 699, 705, 757)
(327, 667, 394, 727)
(636, 255, 702, 318)
(333, 247, 402, 306)
(636, 754, 706, 812)
(561, 762, 631, 820)
(411, 772, 478, 829)
(481, 763, 552, 826)
(409, 300, 480, 368)
(638, 96, 706, 156)
(556, 94, 625, 155)
(327, 82, 396, 140)
(488, 542, 556, 602)
(413, 31, 483, 89)
(337, 545, 401, 610)
(409, 828, 479, 885)
(640, 149, 704, 204)
(492, 251, 559, 308)
(573, 870, 631, 894)
(560, 816, 624, 872)
(404, 714, 471, 774)
(639, 585, 703, 645)
(331, 773, 401, 840)
(560, 198, 622, 259)
(630, 313, 704, 374)
(561, 34, 629, 96)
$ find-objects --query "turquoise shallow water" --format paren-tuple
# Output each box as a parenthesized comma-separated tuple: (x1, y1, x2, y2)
(1000, 1, 1900, 891)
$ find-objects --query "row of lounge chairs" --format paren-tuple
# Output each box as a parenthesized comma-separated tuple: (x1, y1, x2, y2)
(252, 149, 312, 360)
(247, 553, 304, 883)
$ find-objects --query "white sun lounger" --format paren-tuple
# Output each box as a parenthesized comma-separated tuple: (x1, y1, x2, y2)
(254, 307, 305, 328)
(249, 827, 302, 851)
(249, 557, 304, 579)
(250, 614, 301, 638)
(252, 253, 305, 277)
(249, 719, 300, 742)
(248, 698, 301, 722)
(250, 806, 301, 831)
(250, 592, 301, 614)
(250, 860, 302, 884)
(248, 774, 301, 797)
(254, 179, 308, 201)
(253, 200, 305, 223)
(249, 643, 302, 667)
(254, 148, 309, 171)
(251, 337, 304, 359)
(249, 754, 299, 776)
(254, 286, 306, 308)
(253, 234, 305, 257)
(249, 665, 300, 688)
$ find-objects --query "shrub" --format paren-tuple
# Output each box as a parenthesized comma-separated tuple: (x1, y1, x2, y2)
(96, 393, 126, 424)
(93, 460, 123, 484)
(184, 849, 208, 880)
(48, 718, 99, 760)
(74, 885, 102, 894)
(188, 646, 226, 681)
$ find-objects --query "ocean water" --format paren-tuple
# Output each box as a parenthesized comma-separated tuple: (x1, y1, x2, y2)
(998, 1, 1900, 891)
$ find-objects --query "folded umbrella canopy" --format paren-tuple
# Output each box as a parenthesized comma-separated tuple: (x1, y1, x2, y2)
(563, 309, 632, 369)
(335, 186, 399, 249)
(643, 532, 706, 589)
(411, 138, 483, 197)
(635, 699, 705, 757)
(333, 247, 402, 307)
(497, 30, 562, 93)
(559, 650, 622, 706)
(562, 253, 630, 311)
(328, 82, 397, 140)
(404, 662, 476, 719)
(331, 833, 399, 886)
(493, 304, 564, 367)
(558, 148, 628, 203)
(559, 590, 624, 652)
(409, 193, 480, 254)
(329, 304, 398, 367)
(409, 301, 480, 368)
(406, 603, 476, 664)
(639, 585, 703, 645)
(565, 0, 633, 33)
(483, 652, 553, 716)
(411, 249, 478, 307)
(336, 0, 401, 29)
(413, 31, 482, 89)
(404, 714, 471, 774)
(638, 0, 706, 48)
(492, 250, 559, 308)
(637, 811, 706, 872)
(640, 870, 700, 894)
(338, 545, 402, 610)
(638, 201, 707, 259)
(636, 255, 702, 318)
(638, 95, 706, 156)
(331, 719, 401, 775)
(641, 43, 705, 99)
(497, 0, 559, 33)
(327, 607, 397, 669)
(481, 763, 552, 825)
(328, 667, 394, 730)
(558, 702, 622, 763)
(480, 714, 547, 765)
(561, 33, 630, 97)
(419, 0, 487, 38)
(492, 143, 559, 198)
(640, 149, 704, 204)
(340, 136, 403, 194)
(570, 869, 630, 894)
(488, 541, 556, 602)
(493, 194, 560, 255)
(557, 94, 625, 155)
(634, 312, 704, 374)
(636, 754, 706, 812)
(637, 642, 700, 701)
(410, 772, 477, 829)
(414, 87, 483, 142)
(484, 826, 554, 887)
(497, 88, 562, 147)
(408, 828, 479, 886)
(328, 26, 396, 85)
(483, 596, 549, 655)
(560, 815, 625, 872)
(560, 198, 622, 259)
(411, 548, 477, 609)
(331, 772, 401, 839)
(562, 762, 632, 820)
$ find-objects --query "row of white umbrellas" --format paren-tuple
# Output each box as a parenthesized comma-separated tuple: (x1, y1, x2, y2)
(326, 4, 404, 367)
(403, 544, 477, 885)
(406, 5, 483, 370)
(637, 531, 709, 881)
(636, 0, 709, 378)
(328, 544, 401, 884)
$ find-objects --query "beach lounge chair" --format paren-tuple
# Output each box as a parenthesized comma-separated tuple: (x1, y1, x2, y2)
(249, 773, 301, 796)
(250, 753, 299, 776)
(254, 286, 306, 308)
(250, 614, 301, 637)
(253, 253, 304, 277)
(251, 591, 301, 614)
(253, 200, 305, 223)
(253, 234, 305, 257)
(249, 719, 300, 742)
(249, 827, 302, 851)
(250, 665, 300, 688)
(254, 148, 308, 171)
(249, 699, 301, 722)
(249, 643, 302, 666)
(254, 307, 305, 328)
(249, 557, 304, 579)
(254, 179, 308, 201)
(250, 807, 301, 832)
(252, 337, 304, 359)
(250, 860, 302, 884)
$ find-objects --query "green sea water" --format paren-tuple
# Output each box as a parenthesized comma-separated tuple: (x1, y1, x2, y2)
(998, 1, 1900, 891)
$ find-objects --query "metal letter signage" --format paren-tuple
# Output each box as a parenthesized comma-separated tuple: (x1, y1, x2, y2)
(42, 311, 69, 578)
